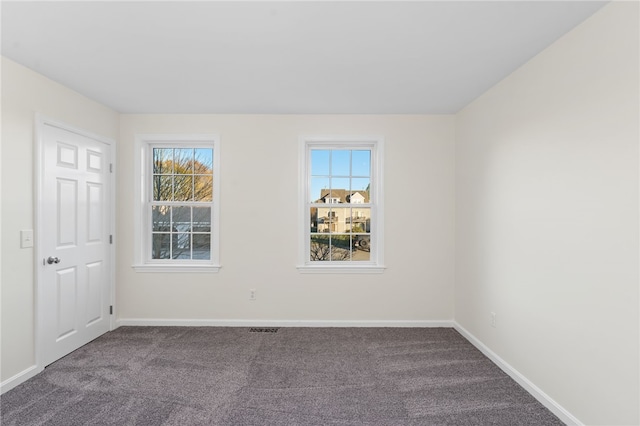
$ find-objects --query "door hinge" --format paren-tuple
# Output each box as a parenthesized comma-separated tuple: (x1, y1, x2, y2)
(110, 163, 113, 173)
(110, 305, 113, 315)
(109, 235, 113, 244)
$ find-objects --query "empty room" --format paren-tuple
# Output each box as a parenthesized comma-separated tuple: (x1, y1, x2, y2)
(1, 1, 638, 425)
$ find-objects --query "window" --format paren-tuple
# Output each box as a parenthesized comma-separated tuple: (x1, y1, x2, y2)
(133, 135, 220, 272)
(298, 136, 385, 273)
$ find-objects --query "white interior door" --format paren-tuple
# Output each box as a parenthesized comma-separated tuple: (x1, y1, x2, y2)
(39, 120, 112, 367)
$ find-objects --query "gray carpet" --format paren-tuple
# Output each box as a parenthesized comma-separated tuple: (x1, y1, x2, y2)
(1, 327, 563, 425)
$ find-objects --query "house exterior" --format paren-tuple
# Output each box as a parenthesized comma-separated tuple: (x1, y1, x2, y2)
(311, 189, 371, 234)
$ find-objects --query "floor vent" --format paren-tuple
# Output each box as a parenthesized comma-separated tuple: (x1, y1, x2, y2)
(249, 328, 279, 333)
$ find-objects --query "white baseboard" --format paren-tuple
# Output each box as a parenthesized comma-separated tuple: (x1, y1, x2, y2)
(1, 365, 42, 395)
(116, 318, 454, 328)
(453, 322, 582, 426)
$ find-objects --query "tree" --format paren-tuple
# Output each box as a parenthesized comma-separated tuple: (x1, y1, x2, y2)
(310, 236, 351, 261)
(351, 224, 364, 233)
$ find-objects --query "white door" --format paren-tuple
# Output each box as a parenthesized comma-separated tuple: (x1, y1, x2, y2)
(39, 121, 112, 367)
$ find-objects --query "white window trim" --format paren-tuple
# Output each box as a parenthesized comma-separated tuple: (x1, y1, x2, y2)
(133, 134, 221, 273)
(297, 135, 385, 274)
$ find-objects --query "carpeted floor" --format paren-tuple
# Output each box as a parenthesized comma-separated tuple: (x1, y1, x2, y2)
(1, 327, 563, 425)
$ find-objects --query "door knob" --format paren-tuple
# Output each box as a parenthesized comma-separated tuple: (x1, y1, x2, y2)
(46, 256, 60, 264)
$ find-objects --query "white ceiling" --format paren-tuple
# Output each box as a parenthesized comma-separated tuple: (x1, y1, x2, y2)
(1, 1, 607, 114)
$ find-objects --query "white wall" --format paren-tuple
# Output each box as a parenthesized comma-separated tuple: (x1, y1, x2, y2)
(3, 3, 637, 424)
(0, 57, 119, 383)
(117, 114, 455, 323)
(455, 3, 639, 425)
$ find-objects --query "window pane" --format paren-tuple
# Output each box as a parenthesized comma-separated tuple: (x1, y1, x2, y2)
(172, 206, 191, 232)
(192, 234, 211, 260)
(331, 207, 349, 233)
(331, 150, 350, 176)
(194, 175, 213, 201)
(153, 148, 172, 174)
(174, 175, 193, 201)
(349, 207, 370, 233)
(316, 207, 330, 233)
(311, 150, 330, 176)
(352, 150, 371, 177)
(174, 148, 193, 174)
(152, 206, 171, 231)
(352, 235, 370, 261)
(318, 208, 347, 233)
(146, 140, 217, 266)
(152, 233, 171, 259)
(350, 178, 370, 201)
(311, 178, 330, 203)
(195, 148, 213, 173)
(193, 207, 211, 232)
(310, 208, 319, 233)
(310, 235, 330, 261)
(330, 178, 349, 200)
(153, 175, 173, 201)
(330, 235, 351, 261)
(305, 141, 378, 266)
(172, 233, 191, 259)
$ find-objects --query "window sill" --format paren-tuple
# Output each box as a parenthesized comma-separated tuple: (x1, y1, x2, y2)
(296, 264, 386, 274)
(132, 264, 221, 273)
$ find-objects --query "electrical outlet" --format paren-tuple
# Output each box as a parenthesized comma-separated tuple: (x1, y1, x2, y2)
(490, 312, 496, 328)
(249, 289, 257, 301)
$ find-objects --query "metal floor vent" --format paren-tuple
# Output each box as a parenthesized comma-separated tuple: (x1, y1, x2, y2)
(249, 328, 279, 333)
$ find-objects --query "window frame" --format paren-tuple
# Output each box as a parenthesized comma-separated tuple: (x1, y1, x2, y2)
(297, 136, 385, 274)
(133, 134, 221, 273)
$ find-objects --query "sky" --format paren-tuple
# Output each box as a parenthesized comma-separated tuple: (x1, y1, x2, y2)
(310, 149, 371, 202)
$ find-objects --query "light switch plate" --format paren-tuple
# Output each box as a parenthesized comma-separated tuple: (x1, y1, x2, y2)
(21, 230, 34, 248)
